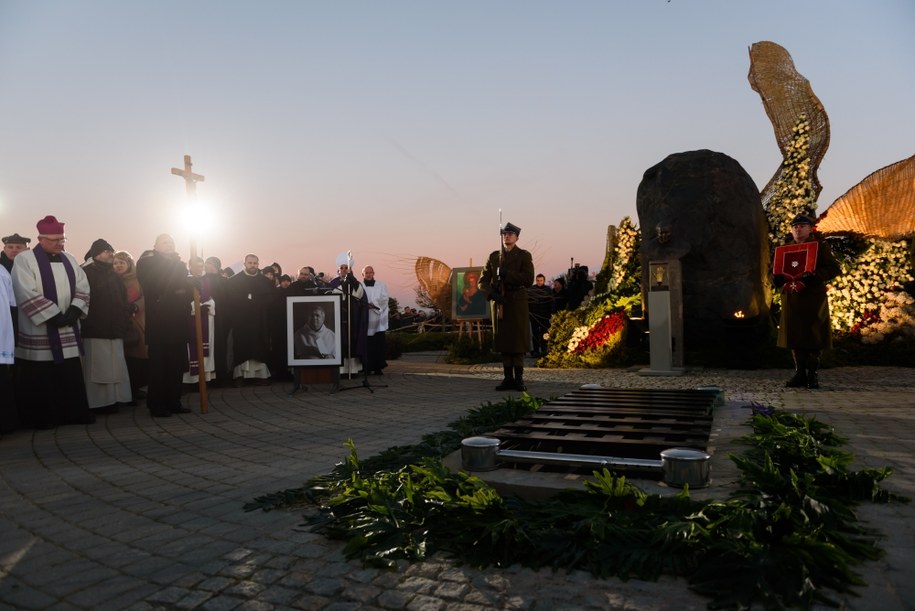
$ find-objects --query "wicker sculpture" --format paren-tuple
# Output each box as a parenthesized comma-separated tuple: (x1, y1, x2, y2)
(748, 41, 830, 209)
(415, 256, 453, 315)
(817, 154, 915, 240)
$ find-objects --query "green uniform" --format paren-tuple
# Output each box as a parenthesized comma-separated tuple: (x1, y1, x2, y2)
(480, 246, 535, 355)
(776, 236, 840, 350)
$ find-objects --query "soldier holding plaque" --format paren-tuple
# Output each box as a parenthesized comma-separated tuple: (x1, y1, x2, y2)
(772, 214, 841, 389)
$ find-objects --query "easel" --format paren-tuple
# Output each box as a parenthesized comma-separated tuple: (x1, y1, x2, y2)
(457, 319, 484, 345)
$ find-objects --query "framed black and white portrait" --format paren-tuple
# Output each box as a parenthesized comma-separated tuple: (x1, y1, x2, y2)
(287, 294, 343, 366)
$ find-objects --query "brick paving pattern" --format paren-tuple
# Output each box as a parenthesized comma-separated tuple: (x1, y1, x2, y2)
(1, 354, 913, 610)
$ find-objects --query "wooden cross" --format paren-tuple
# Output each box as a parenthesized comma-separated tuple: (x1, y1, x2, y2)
(170, 153, 209, 414)
(171, 154, 205, 197)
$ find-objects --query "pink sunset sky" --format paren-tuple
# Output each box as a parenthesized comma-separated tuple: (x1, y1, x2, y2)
(1, 1, 913, 306)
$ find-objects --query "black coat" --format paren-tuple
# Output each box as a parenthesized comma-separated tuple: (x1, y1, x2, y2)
(81, 260, 129, 339)
(137, 252, 192, 346)
(776, 236, 841, 350)
(226, 271, 274, 365)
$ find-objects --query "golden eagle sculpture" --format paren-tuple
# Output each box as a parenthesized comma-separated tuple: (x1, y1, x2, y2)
(748, 41, 830, 209)
(816, 155, 915, 240)
(414, 256, 452, 315)
(750, 40, 914, 241)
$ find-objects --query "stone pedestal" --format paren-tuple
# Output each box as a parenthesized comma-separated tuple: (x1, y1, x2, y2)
(640, 260, 685, 376)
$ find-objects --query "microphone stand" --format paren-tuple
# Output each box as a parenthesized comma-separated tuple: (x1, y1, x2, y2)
(338, 258, 386, 393)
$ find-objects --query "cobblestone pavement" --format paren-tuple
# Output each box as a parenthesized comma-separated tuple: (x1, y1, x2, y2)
(1, 354, 913, 610)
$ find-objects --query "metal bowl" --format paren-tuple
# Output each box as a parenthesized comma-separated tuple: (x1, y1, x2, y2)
(660, 447, 711, 488)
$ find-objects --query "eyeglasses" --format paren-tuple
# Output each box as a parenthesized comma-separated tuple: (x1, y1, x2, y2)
(39, 236, 67, 243)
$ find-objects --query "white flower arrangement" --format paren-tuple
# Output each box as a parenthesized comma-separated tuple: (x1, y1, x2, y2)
(609, 216, 638, 292)
(859, 290, 915, 344)
(828, 239, 914, 333)
(765, 114, 816, 253)
(566, 325, 590, 353)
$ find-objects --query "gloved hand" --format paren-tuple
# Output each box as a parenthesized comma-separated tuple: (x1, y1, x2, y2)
(46, 312, 67, 328)
(800, 272, 820, 286)
(489, 291, 505, 305)
(772, 274, 786, 289)
(62, 306, 83, 326)
(497, 267, 507, 278)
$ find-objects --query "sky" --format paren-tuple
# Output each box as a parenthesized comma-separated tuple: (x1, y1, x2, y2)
(1, 0, 913, 307)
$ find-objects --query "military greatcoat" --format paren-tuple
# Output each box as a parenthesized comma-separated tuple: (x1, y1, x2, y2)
(776, 235, 841, 350)
(480, 246, 535, 353)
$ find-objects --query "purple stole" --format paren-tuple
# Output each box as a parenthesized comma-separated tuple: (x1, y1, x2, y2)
(32, 246, 82, 364)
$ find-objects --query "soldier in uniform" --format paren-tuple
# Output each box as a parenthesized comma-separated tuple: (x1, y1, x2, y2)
(772, 214, 841, 389)
(480, 222, 534, 391)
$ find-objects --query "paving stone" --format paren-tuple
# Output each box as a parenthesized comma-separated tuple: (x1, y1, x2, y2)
(256, 585, 303, 605)
(147, 586, 191, 604)
(433, 581, 470, 600)
(404, 594, 446, 611)
(234, 600, 275, 611)
(0, 360, 912, 611)
(398, 576, 437, 595)
(224, 579, 266, 597)
(306, 576, 344, 597)
(324, 603, 361, 611)
(293, 594, 331, 610)
(376, 589, 413, 609)
(198, 594, 244, 610)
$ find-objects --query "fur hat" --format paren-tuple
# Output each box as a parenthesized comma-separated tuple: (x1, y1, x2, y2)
(1, 233, 30, 245)
(85, 238, 114, 261)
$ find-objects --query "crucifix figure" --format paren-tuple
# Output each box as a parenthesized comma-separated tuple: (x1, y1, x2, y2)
(171, 154, 205, 198)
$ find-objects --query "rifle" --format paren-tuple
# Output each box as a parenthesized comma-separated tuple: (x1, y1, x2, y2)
(495, 209, 505, 320)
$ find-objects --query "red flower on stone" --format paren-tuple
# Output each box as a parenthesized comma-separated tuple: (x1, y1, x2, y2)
(575, 312, 627, 353)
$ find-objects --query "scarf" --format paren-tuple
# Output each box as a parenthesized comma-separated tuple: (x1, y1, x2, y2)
(33, 246, 81, 364)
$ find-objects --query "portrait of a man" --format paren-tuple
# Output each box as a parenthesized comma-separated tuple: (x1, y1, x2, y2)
(287, 295, 342, 366)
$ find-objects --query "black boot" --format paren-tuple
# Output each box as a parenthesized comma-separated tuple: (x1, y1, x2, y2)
(806, 370, 819, 389)
(806, 353, 820, 389)
(495, 365, 514, 391)
(785, 370, 807, 387)
(513, 366, 526, 391)
(785, 350, 807, 388)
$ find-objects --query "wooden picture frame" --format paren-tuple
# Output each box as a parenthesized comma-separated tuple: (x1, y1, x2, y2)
(287, 294, 343, 366)
(451, 266, 489, 320)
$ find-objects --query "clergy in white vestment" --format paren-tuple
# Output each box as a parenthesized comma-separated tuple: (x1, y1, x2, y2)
(12, 215, 94, 428)
(361, 265, 389, 375)
(0, 265, 18, 433)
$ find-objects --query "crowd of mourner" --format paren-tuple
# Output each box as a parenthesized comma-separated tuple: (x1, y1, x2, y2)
(0, 215, 590, 435)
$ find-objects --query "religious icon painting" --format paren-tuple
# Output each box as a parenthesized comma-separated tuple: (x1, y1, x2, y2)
(451, 266, 490, 320)
(773, 242, 819, 280)
(287, 295, 343, 367)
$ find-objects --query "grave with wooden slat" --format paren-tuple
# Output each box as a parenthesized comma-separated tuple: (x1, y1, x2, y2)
(489, 387, 717, 478)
